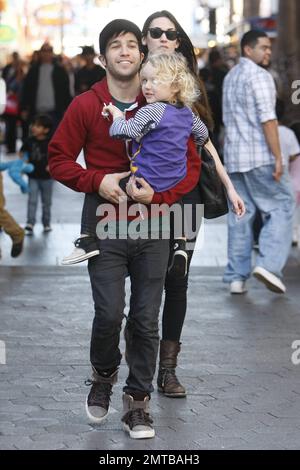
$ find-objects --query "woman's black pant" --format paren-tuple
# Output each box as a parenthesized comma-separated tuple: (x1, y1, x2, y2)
(162, 184, 202, 342)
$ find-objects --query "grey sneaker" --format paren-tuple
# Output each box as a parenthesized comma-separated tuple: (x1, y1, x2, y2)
(62, 236, 100, 265)
(85, 369, 118, 423)
(122, 393, 155, 439)
(25, 224, 34, 236)
(85, 380, 112, 423)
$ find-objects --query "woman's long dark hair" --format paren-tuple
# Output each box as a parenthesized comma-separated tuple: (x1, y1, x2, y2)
(142, 10, 214, 130)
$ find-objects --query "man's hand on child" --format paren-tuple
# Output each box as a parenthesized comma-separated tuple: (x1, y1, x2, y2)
(126, 176, 154, 204)
(99, 171, 130, 204)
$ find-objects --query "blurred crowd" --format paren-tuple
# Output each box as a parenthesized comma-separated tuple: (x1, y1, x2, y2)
(0, 42, 239, 157)
(0, 44, 106, 154)
(0, 41, 288, 159)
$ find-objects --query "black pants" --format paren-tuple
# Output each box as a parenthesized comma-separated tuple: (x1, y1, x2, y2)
(162, 184, 203, 342)
(4, 114, 18, 153)
(84, 184, 201, 348)
(88, 237, 170, 395)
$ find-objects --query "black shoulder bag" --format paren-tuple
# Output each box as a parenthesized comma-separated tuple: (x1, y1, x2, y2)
(198, 147, 229, 219)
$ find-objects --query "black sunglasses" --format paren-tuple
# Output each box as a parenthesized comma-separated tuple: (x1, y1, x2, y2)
(148, 28, 179, 41)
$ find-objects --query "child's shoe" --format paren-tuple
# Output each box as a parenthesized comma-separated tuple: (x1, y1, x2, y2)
(167, 239, 188, 279)
(25, 224, 34, 236)
(62, 236, 100, 265)
(292, 226, 299, 247)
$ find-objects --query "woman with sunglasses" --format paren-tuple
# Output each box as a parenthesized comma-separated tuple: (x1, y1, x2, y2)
(142, 11, 245, 398)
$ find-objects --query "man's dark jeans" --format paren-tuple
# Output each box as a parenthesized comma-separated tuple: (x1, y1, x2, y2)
(88, 237, 170, 395)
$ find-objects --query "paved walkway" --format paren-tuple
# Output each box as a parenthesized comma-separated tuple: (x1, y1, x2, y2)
(1, 162, 300, 450)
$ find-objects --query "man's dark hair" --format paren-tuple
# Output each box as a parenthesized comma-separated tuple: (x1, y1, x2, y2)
(40, 43, 53, 52)
(208, 48, 223, 66)
(99, 19, 142, 55)
(81, 45, 95, 56)
(241, 30, 268, 56)
(32, 114, 53, 133)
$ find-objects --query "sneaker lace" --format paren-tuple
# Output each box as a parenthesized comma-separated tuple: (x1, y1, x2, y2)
(85, 380, 112, 407)
(122, 408, 153, 427)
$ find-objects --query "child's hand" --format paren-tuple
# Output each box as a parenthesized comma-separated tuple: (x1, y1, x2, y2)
(227, 188, 246, 217)
(102, 103, 124, 120)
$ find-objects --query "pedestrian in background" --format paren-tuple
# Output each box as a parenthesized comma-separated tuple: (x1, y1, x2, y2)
(223, 30, 295, 295)
(2, 52, 25, 155)
(21, 114, 53, 235)
(74, 46, 106, 95)
(0, 76, 24, 258)
(287, 121, 300, 246)
(20, 43, 71, 137)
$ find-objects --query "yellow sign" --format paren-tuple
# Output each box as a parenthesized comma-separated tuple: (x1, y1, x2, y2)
(34, 2, 74, 26)
(0, 25, 16, 43)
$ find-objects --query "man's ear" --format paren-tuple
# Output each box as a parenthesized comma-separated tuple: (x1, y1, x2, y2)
(140, 52, 144, 64)
(243, 45, 252, 58)
(99, 54, 107, 68)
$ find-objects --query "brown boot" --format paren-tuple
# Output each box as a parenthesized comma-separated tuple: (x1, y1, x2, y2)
(157, 340, 186, 398)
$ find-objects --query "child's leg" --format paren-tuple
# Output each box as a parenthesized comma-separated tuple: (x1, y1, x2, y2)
(62, 193, 100, 265)
(40, 179, 53, 230)
(292, 193, 300, 246)
(26, 178, 39, 234)
(80, 193, 100, 236)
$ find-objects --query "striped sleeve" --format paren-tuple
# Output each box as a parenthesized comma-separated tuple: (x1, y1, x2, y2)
(191, 112, 209, 147)
(109, 102, 166, 139)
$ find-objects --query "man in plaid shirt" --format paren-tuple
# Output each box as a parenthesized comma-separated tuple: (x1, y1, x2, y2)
(222, 30, 294, 295)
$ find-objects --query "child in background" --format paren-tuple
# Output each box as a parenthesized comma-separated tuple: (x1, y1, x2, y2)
(20, 114, 54, 235)
(289, 122, 300, 245)
(276, 101, 300, 246)
(62, 53, 244, 276)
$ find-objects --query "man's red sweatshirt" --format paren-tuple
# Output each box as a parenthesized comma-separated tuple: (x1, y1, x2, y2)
(48, 78, 201, 206)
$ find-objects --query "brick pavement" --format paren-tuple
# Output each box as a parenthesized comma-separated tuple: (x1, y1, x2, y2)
(1, 263, 300, 450)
